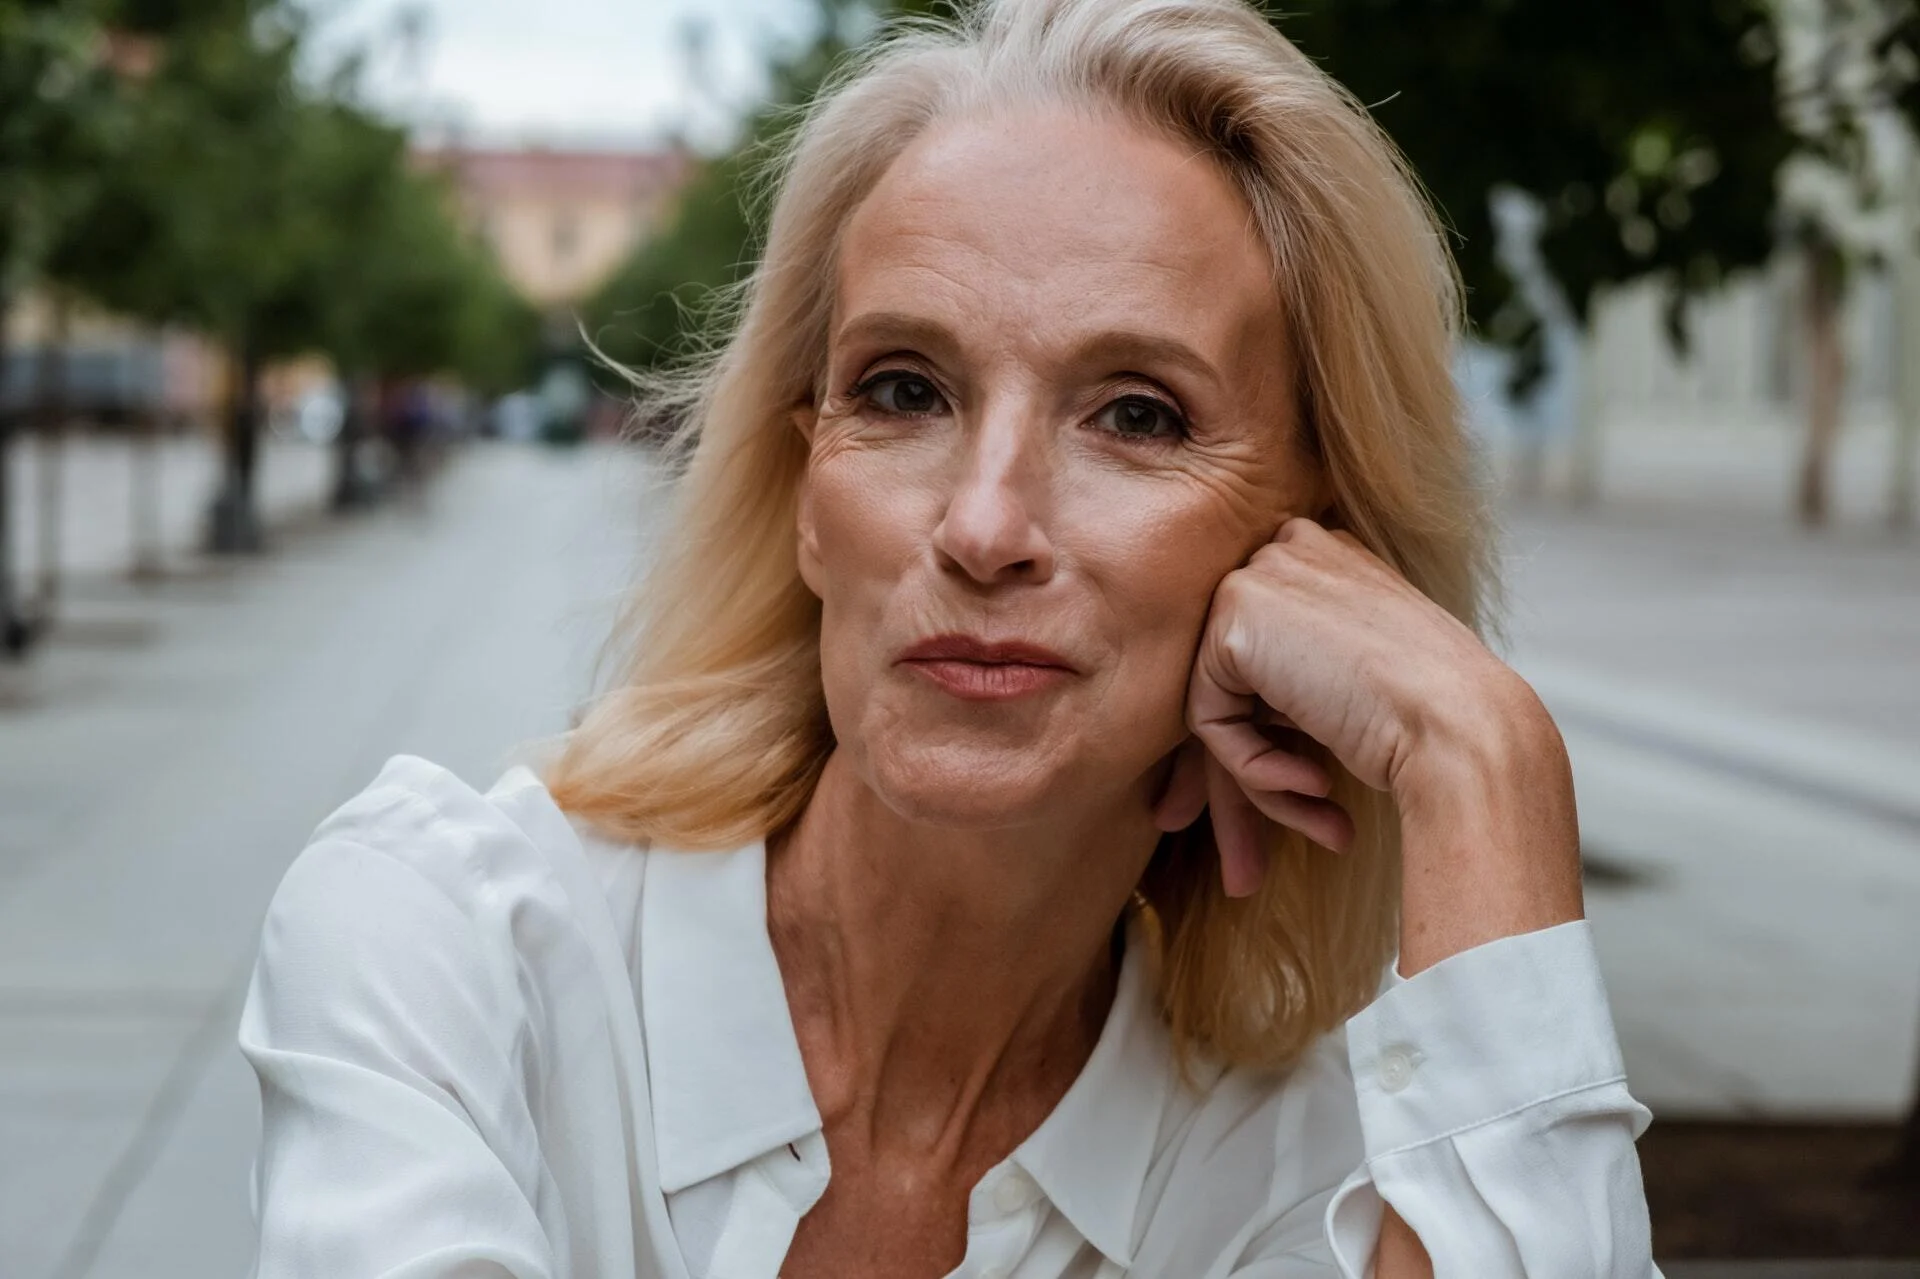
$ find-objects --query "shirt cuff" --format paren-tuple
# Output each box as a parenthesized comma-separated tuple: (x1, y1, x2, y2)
(1345, 919, 1628, 1158)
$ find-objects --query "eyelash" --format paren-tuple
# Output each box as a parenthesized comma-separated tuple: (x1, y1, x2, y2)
(845, 368, 1191, 443)
(847, 368, 944, 415)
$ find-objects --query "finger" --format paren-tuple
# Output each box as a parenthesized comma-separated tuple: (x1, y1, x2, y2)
(1192, 717, 1332, 798)
(1250, 702, 1300, 732)
(1274, 515, 1326, 545)
(1238, 788, 1355, 855)
(1207, 752, 1268, 898)
(1152, 737, 1209, 833)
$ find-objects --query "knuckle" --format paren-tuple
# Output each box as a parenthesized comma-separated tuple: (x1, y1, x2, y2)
(1276, 515, 1321, 543)
(1213, 569, 1255, 612)
(1246, 543, 1298, 579)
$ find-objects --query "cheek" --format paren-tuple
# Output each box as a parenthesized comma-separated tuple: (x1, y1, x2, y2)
(803, 442, 942, 605)
(1063, 474, 1269, 732)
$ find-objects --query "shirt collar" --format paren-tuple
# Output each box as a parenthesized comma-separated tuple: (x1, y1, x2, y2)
(1013, 919, 1180, 1268)
(639, 839, 823, 1193)
(638, 844, 1181, 1264)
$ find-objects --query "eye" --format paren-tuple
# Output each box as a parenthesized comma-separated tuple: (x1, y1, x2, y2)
(855, 370, 949, 417)
(1094, 394, 1186, 441)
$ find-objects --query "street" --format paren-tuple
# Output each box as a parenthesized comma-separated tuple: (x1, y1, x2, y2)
(0, 440, 656, 1279)
(1503, 501, 1920, 1118)
(0, 435, 1915, 1276)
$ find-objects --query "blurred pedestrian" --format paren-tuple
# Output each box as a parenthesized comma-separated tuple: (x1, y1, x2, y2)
(382, 378, 432, 508)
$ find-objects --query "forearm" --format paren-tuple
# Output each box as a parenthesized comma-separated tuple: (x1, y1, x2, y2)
(1372, 673, 1587, 1273)
(1391, 672, 1585, 978)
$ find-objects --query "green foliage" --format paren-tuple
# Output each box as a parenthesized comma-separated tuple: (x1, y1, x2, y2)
(581, 145, 757, 373)
(0, 0, 121, 303)
(1272, 0, 1793, 378)
(582, 0, 880, 373)
(583, 0, 1826, 387)
(81, 16, 330, 358)
(304, 107, 533, 388)
(20, 0, 535, 391)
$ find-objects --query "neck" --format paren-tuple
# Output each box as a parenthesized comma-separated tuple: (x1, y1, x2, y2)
(765, 751, 1164, 1160)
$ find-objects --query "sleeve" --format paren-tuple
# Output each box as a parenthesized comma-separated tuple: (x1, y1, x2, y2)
(1312, 920, 1661, 1279)
(238, 835, 557, 1279)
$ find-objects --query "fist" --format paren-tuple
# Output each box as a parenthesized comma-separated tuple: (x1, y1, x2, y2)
(1155, 518, 1551, 901)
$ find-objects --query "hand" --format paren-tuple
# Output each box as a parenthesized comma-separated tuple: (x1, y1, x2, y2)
(1152, 518, 1583, 973)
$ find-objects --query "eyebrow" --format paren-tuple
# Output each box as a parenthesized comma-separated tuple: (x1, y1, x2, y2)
(832, 310, 1226, 392)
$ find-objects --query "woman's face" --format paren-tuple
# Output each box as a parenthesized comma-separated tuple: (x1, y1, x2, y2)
(799, 105, 1317, 830)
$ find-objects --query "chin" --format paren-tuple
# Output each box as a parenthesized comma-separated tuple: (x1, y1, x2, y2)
(860, 737, 1076, 831)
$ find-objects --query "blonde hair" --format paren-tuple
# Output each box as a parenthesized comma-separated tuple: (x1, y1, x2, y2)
(551, 0, 1491, 1072)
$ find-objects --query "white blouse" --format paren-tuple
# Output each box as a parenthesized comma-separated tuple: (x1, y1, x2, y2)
(240, 755, 1661, 1278)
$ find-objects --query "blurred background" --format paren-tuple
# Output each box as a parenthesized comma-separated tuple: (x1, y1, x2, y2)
(0, 0, 1916, 1274)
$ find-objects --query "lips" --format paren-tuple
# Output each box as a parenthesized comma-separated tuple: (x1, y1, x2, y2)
(898, 634, 1076, 669)
(897, 633, 1077, 701)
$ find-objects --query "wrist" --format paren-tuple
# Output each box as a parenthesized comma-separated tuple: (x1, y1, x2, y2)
(1390, 669, 1584, 977)
(1394, 666, 1562, 814)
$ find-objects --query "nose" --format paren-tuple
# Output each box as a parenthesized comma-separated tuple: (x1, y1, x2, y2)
(930, 404, 1056, 585)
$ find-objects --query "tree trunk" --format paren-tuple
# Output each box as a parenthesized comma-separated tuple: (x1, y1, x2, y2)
(207, 339, 264, 553)
(1797, 237, 1847, 528)
(1568, 298, 1607, 507)
(130, 408, 163, 579)
(1892, 147, 1920, 531)
(33, 294, 70, 618)
(0, 294, 25, 658)
(331, 375, 376, 511)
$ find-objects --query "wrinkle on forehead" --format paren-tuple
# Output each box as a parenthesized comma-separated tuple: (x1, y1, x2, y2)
(831, 103, 1288, 393)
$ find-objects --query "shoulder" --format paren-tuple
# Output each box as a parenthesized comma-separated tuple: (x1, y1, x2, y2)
(245, 755, 633, 1059)
(1133, 1023, 1363, 1271)
(260, 756, 564, 951)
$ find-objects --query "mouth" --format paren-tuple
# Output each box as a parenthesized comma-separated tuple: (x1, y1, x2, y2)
(896, 633, 1078, 701)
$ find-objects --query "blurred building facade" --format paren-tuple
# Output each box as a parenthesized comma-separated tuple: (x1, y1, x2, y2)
(1593, 261, 1902, 416)
(415, 145, 692, 308)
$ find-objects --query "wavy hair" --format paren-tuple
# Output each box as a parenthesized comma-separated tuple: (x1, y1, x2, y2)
(549, 0, 1491, 1071)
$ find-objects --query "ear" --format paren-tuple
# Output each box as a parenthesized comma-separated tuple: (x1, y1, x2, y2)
(791, 407, 825, 599)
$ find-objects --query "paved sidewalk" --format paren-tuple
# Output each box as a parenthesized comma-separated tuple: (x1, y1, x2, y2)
(1499, 499, 1920, 1121)
(1666, 1259, 1920, 1267)
(0, 441, 657, 1279)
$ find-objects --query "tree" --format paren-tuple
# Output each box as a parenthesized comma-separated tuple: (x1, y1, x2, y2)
(38, 5, 325, 550)
(310, 110, 535, 504)
(1277, 0, 1920, 527)
(582, 0, 880, 380)
(1770, 0, 1920, 526)
(0, 0, 121, 651)
(1273, 0, 1793, 508)
(593, 0, 1795, 510)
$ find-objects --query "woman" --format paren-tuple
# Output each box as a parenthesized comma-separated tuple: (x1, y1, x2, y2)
(240, 0, 1659, 1275)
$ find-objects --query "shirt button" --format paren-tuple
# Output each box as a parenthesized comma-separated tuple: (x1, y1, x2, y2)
(992, 1168, 1038, 1213)
(1377, 1045, 1417, 1093)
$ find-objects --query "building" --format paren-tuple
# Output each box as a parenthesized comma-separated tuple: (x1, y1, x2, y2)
(416, 145, 692, 309)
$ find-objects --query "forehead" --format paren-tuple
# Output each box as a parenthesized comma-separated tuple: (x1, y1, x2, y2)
(834, 105, 1282, 360)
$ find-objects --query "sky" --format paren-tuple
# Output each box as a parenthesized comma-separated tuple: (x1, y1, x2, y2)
(304, 0, 819, 150)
